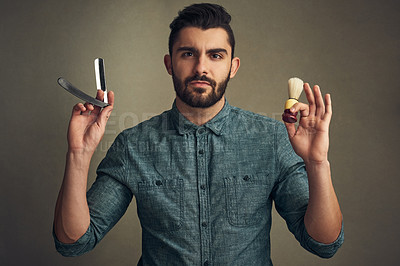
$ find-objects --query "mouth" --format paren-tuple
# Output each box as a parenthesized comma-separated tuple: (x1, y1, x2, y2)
(189, 80, 211, 88)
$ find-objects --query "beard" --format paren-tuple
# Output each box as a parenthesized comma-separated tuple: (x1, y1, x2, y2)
(172, 69, 231, 108)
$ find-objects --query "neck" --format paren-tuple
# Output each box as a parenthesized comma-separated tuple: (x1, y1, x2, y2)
(175, 96, 225, 126)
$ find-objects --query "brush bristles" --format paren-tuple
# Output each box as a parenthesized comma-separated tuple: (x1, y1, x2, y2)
(288, 77, 304, 100)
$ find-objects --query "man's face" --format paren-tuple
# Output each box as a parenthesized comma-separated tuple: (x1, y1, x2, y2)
(165, 27, 240, 108)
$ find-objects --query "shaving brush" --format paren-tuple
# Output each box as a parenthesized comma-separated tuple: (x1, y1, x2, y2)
(282, 77, 304, 123)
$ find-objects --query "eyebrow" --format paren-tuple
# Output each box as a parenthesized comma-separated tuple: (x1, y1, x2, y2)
(176, 46, 228, 55)
(207, 48, 228, 55)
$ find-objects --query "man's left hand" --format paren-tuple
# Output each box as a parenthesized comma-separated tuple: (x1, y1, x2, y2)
(284, 83, 332, 164)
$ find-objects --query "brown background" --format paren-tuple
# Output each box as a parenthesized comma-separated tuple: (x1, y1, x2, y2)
(1, 0, 399, 265)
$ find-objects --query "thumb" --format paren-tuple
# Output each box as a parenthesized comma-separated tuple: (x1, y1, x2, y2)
(284, 122, 296, 139)
(97, 90, 114, 127)
(97, 106, 113, 129)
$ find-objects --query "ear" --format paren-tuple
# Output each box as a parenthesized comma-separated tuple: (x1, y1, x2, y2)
(164, 54, 172, 75)
(229, 57, 240, 78)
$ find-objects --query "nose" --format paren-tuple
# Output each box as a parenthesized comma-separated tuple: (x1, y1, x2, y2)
(193, 54, 208, 76)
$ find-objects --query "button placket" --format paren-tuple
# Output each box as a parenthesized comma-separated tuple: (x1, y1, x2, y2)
(196, 127, 210, 265)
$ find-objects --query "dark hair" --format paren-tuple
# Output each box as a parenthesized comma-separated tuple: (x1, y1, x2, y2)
(168, 3, 235, 58)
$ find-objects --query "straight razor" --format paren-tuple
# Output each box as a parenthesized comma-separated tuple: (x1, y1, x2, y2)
(94, 58, 108, 103)
(57, 77, 110, 108)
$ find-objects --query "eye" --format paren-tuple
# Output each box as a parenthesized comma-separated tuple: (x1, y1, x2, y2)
(211, 53, 223, 59)
(182, 52, 193, 57)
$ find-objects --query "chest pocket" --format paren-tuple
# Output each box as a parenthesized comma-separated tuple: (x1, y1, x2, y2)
(137, 178, 184, 232)
(224, 173, 270, 227)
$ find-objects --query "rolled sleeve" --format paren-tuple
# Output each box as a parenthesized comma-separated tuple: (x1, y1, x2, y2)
(302, 221, 344, 258)
(53, 226, 95, 257)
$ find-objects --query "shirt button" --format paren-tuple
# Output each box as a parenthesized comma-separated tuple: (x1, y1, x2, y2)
(204, 261, 209, 266)
(200, 184, 206, 190)
(202, 222, 208, 227)
(198, 128, 206, 134)
(156, 180, 162, 186)
(199, 149, 204, 155)
(243, 175, 250, 181)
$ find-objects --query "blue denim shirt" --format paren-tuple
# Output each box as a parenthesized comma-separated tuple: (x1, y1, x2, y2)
(54, 100, 344, 265)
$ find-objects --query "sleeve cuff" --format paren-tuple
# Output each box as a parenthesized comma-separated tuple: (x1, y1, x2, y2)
(304, 221, 344, 258)
(52, 225, 94, 257)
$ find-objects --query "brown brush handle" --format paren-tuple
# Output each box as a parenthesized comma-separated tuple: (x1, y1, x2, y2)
(282, 109, 298, 123)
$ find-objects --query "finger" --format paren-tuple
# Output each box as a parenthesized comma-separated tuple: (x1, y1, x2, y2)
(96, 89, 105, 101)
(304, 83, 316, 116)
(80, 102, 92, 116)
(84, 102, 94, 111)
(72, 103, 86, 116)
(314, 85, 325, 117)
(91, 90, 104, 116)
(323, 93, 332, 121)
(290, 102, 310, 119)
(107, 90, 114, 106)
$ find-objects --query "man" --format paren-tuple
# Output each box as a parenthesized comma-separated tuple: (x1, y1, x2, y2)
(53, 3, 343, 265)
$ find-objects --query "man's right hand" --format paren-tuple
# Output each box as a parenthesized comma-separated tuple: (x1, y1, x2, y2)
(67, 90, 114, 155)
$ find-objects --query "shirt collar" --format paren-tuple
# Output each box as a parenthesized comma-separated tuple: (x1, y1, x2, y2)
(170, 98, 231, 136)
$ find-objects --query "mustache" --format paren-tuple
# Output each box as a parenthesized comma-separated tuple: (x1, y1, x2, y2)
(185, 74, 216, 88)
